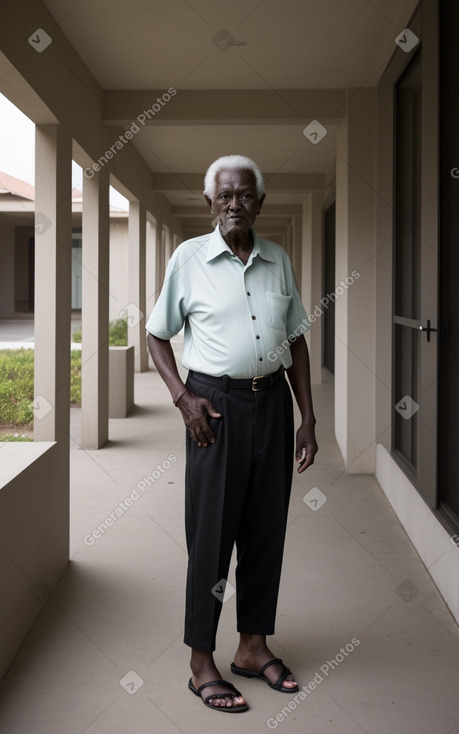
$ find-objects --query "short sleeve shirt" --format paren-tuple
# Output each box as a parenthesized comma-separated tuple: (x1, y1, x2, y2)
(146, 225, 309, 379)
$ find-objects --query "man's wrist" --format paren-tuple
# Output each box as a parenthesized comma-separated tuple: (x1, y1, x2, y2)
(173, 387, 189, 406)
(300, 413, 316, 427)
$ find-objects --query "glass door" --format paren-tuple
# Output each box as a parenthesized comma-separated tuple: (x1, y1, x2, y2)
(392, 43, 438, 506)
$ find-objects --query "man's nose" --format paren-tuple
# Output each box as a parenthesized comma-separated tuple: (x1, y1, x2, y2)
(229, 195, 241, 210)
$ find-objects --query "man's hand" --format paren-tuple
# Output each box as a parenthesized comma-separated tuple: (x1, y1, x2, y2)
(295, 422, 318, 473)
(176, 390, 222, 447)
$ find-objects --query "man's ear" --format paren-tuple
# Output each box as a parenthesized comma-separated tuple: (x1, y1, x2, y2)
(204, 193, 213, 210)
(257, 193, 266, 214)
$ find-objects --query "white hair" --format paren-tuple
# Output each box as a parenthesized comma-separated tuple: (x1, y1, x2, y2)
(203, 155, 265, 199)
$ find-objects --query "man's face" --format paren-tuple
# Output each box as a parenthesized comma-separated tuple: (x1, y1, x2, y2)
(205, 168, 265, 236)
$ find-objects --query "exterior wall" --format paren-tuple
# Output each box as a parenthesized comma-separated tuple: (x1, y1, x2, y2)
(108, 220, 129, 322)
(301, 192, 324, 385)
(0, 442, 65, 680)
(0, 218, 131, 322)
(335, 88, 377, 473)
(376, 444, 459, 625)
(145, 218, 157, 318)
(373, 0, 459, 624)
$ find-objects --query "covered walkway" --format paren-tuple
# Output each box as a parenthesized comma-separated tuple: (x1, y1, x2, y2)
(0, 366, 458, 734)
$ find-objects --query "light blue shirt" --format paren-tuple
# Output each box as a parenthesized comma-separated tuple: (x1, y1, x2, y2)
(146, 225, 309, 379)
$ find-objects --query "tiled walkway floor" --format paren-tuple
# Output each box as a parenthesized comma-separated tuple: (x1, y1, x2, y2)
(0, 365, 459, 734)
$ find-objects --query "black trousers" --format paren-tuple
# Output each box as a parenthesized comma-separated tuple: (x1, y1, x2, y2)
(183, 369, 294, 652)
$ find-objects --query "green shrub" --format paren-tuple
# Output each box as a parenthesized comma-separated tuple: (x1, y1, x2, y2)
(109, 317, 128, 346)
(0, 349, 35, 425)
(70, 350, 82, 405)
(0, 434, 33, 442)
(0, 348, 83, 432)
(71, 317, 128, 347)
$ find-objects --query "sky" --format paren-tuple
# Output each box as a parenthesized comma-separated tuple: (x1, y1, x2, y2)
(0, 93, 129, 210)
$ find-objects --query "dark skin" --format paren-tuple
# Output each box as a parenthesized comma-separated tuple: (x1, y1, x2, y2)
(147, 168, 318, 708)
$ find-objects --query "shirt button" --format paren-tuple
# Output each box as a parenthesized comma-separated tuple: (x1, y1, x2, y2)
(259, 357, 263, 361)
(256, 335, 260, 339)
(247, 291, 251, 296)
(252, 315, 256, 320)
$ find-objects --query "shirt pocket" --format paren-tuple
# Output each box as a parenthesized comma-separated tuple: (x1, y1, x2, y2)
(266, 292, 292, 332)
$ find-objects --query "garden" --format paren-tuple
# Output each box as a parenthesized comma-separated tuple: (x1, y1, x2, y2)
(0, 318, 127, 441)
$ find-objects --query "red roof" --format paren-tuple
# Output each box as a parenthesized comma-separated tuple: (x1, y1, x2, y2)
(0, 170, 82, 200)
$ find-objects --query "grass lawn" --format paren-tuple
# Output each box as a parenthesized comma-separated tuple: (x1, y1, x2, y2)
(0, 318, 127, 441)
(0, 348, 82, 441)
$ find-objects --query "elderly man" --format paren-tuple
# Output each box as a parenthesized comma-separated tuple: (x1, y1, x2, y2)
(146, 155, 318, 713)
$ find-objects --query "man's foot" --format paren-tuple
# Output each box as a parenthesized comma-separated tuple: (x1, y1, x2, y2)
(190, 654, 247, 709)
(232, 635, 298, 691)
(188, 677, 248, 712)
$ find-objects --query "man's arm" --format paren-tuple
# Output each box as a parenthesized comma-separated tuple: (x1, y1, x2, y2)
(286, 335, 318, 473)
(146, 333, 221, 447)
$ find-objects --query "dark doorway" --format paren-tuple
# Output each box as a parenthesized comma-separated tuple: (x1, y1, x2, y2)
(28, 237, 35, 312)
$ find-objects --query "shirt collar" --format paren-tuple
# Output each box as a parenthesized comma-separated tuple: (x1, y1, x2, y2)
(205, 225, 276, 264)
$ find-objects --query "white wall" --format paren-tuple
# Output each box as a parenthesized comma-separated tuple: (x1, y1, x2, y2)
(0, 442, 66, 680)
(376, 444, 459, 626)
(335, 88, 377, 474)
(301, 191, 323, 385)
(145, 218, 157, 319)
(108, 220, 129, 322)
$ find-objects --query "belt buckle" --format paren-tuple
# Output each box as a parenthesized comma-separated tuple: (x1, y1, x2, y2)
(252, 374, 266, 392)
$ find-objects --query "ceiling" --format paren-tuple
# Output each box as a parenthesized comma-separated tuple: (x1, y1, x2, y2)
(42, 0, 419, 233)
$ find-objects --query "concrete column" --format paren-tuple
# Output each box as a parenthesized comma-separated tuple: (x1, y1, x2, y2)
(161, 226, 168, 274)
(164, 226, 172, 263)
(145, 216, 157, 317)
(127, 200, 148, 372)
(301, 191, 323, 385)
(292, 215, 303, 291)
(335, 88, 377, 473)
(34, 123, 72, 557)
(154, 220, 164, 294)
(288, 222, 294, 262)
(81, 165, 110, 449)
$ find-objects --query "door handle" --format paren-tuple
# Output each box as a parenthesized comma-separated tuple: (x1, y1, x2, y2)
(419, 319, 437, 342)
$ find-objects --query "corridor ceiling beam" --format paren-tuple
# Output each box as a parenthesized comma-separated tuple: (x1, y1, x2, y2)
(154, 173, 325, 192)
(102, 89, 347, 126)
(172, 205, 303, 217)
